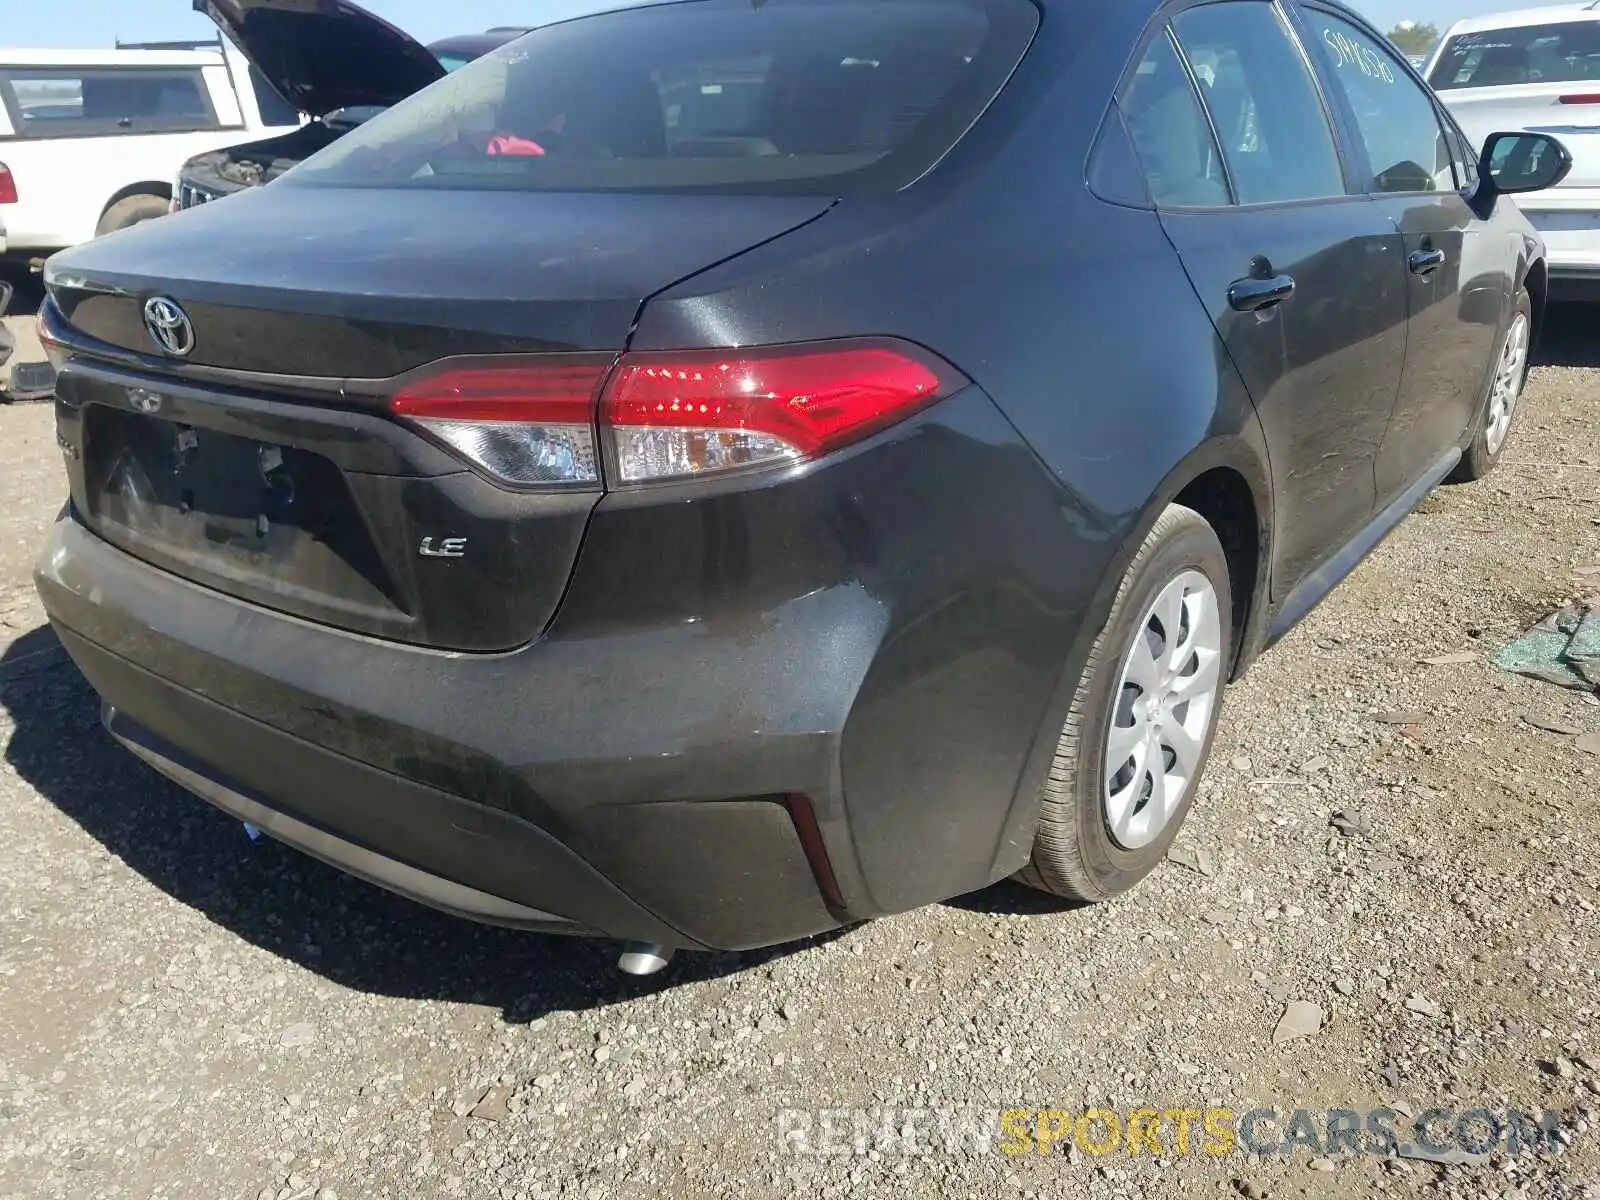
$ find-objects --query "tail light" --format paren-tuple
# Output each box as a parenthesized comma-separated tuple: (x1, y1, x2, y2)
(1558, 94, 1600, 104)
(36, 303, 70, 370)
(601, 340, 964, 483)
(389, 339, 966, 488)
(0, 164, 16, 205)
(390, 361, 610, 487)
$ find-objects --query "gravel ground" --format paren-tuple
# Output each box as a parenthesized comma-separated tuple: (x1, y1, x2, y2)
(2, 307, 1599, 1200)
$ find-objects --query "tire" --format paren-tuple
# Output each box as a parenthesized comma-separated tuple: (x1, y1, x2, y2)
(1449, 287, 1532, 483)
(1017, 503, 1233, 902)
(95, 193, 170, 237)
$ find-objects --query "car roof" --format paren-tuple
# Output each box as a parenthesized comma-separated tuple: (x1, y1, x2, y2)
(1441, 3, 1600, 36)
(424, 2, 685, 59)
(424, 30, 525, 59)
(0, 47, 225, 67)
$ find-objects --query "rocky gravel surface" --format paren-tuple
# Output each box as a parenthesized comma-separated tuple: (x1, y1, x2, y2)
(2, 307, 1599, 1200)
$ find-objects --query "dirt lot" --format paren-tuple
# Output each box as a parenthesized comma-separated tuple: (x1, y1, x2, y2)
(2, 308, 1599, 1200)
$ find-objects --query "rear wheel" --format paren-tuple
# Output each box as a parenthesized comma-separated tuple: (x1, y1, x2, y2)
(1017, 504, 1232, 902)
(95, 193, 170, 237)
(1450, 287, 1532, 483)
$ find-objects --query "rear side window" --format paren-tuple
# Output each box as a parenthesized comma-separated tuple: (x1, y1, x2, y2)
(0, 68, 220, 138)
(1170, 2, 1346, 205)
(287, 0, 1040, 196)
(1120, 31, 1230, 206)
(1429, 20, 1600, 90)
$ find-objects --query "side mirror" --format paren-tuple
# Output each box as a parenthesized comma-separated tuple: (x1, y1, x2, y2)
(1480, 131, 1573, 195)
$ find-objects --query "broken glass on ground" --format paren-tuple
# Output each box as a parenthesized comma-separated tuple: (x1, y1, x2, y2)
(1493, 603, 1600, 692)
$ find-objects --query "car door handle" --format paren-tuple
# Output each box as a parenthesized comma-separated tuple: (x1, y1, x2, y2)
(1227, 273, 1296, 312)
(1408, 248, 1446, 276)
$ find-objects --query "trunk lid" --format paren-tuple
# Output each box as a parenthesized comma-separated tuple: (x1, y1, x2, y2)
(47, 185, 832, 370)
(1443, 84, 1600, 193)
(45, 185, 833, 652)
(196, 0, 445, 118)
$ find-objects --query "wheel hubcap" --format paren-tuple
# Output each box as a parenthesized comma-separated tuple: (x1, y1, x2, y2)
(1103, 570, 1223, 850)
(1485, 312, 1529, 457)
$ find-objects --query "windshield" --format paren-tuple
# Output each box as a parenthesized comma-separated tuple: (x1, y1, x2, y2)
(283, 0, 1039, 196)
(1429, 20, 1600, 89)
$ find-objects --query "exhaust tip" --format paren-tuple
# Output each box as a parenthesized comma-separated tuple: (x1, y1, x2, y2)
(617, 942, 674, 976)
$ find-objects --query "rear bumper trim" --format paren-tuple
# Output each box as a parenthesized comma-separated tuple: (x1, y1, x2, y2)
(104, 705, 577, 933)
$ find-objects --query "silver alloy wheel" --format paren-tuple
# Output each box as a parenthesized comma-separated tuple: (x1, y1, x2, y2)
(1485, 311, 1530, 457)
(1103, 569, 1224, 850)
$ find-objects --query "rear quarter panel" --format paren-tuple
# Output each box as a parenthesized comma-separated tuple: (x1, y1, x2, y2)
(631, 0, 1275, 910)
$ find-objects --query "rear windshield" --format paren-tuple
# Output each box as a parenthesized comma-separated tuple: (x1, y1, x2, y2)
(1428, 20, 1600, 90)
(285, 0, 1039, 196)
(0, 67, 220, 138)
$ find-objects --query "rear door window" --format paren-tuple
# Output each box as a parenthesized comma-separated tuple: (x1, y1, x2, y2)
(0, 67, 220, 138)
(288, 0, 1040, 196)
(1429, 20, 1600, 89)
(1169, 1, 1348, 205)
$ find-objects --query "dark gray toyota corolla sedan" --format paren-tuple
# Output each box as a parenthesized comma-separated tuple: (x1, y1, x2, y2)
(32, 0, 1568, 972)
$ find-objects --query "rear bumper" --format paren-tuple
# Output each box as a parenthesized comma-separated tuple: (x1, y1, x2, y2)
(35, 386, 1096, 949)
(41, 519, 851, 950)
(104, 702, 610, 935)
(1518, 205, 1600, 293)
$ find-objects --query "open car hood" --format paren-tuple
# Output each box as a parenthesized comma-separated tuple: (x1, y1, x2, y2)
(196, 0, 445, 118)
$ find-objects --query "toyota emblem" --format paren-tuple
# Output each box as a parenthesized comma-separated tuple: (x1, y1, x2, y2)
(143, 296, 195, 357)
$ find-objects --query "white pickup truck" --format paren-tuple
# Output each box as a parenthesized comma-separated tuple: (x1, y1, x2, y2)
(0, 42, 300, 260)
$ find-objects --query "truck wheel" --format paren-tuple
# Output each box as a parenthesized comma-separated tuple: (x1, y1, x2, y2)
(1017, 504, 1232, 902)
(95, 194, 170, 236)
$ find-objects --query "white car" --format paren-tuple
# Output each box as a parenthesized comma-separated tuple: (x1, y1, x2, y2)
(1426, 4, 1600, 297)
(0, 44, 300, 260)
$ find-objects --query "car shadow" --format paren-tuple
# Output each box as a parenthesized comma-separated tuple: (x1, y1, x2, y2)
(0, 623, 846, 1021)
(944, 878, 1089, 916)
(1534, 302, 1600, 369)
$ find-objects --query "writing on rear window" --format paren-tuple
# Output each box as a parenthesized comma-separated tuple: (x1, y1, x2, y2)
(1429, 21, 1600, 90)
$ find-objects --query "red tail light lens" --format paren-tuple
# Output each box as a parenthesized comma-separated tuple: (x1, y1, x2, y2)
(389, 360, 610, 487)
(386, 340, 966, 489)
(36, 303, 70, 370)
(1558, 94, 1600, 104)
(600, 340, 967, 483)
(0, 164, 17, 205)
